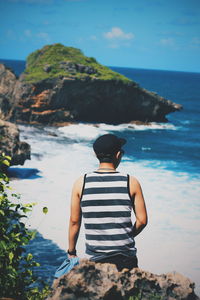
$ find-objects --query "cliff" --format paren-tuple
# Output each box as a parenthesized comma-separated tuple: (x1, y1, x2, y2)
(0, 64, 17, 120)
(0, 64, 30, 166)
(0, 120, 30, 166)
(0, 43, 182, 125)
(47, 260, 199, 300)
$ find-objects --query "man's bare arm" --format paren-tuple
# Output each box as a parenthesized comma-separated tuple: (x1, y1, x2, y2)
(129, 176, 148, 237)
(68, 176, 84, 256)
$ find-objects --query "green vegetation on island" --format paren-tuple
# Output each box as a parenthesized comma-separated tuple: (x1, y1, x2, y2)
(24, 43, 132, 83)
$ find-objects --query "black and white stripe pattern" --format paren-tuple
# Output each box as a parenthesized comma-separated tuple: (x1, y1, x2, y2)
(81, 172, 136, 260)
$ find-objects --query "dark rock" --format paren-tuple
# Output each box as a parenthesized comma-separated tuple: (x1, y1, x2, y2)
(0, 64, 17, 120)
(11, 76, 182, 125)
(47, 260, 199, 300)
(44, 64, 52, 72)
(0, 119, 30, 166)
(59, 61, 97, 75)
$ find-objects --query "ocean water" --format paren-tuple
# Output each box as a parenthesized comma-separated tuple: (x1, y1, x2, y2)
(1, 59, 200, 294)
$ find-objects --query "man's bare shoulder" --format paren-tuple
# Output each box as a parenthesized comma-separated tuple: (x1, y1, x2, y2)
(72, 175, 85, 195)
(129, 175, 142, 194)
(73, 175, 84, 187)
(129, 175, 141, 186)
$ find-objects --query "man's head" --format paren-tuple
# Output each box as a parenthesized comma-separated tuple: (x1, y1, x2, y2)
(93, 134, 126, 163)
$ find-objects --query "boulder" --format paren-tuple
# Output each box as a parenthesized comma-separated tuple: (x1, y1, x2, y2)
(47, 260, 199, 300)
(0, 119, 30, 166)
(0, 64, 17, 120)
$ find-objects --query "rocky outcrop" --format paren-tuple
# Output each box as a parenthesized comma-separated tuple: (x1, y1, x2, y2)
(47, 260, 199, 300)
(0, 43, 183, 125)
(0, 64, 17, 120)
(12, 75, 182, 125)
(0, 65, 31, 166)
(0, 119, 30, 166)
(58, 61, 98, 75)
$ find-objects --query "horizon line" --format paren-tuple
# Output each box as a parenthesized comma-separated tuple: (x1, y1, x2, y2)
(0, 57, 200, 75)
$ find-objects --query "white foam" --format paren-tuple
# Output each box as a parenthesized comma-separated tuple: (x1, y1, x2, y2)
(99, 122, 178, 131)
(57, 122, 178, 141)
(58, 124, 107, 140)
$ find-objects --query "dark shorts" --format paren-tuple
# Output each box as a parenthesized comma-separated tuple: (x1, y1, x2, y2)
(94, 254, 138, 271)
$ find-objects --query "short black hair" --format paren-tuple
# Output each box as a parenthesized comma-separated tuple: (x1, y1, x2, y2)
(96, 152, 117, 163)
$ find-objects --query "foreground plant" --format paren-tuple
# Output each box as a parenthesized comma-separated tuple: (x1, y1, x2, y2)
(0, 154, 50, 299)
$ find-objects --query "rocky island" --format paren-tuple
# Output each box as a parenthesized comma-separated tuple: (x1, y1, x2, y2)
(1, 43, 182, 126)
(0, 43, 183, 164)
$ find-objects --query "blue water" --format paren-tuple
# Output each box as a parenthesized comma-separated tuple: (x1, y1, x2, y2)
(0, 58, 26, 77)
(110, 66, 200, 176)
(1, 58, 199, 177)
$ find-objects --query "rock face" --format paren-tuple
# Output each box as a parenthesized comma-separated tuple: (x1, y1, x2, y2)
(0, 64, 17, 120)
(48, 260, 199, 300)
(13, 75, 182, 125)
(0, 119, 30, 166)
(0, 44, 182, 125)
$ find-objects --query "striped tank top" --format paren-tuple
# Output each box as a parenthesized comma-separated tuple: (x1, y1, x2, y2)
(81, 171, 137, 261)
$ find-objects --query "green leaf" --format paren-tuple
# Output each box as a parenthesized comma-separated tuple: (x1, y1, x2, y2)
(0, 209, 5, 216)
(5, 155, 11, 161)
(27, 253, 33, 261)
(21, 207, 32, 213)
(42, 207, 48, 214)
(9, 252, 14, 262)
(35, 262, 40, 267)
(30, 230, 37, 239)
(0, 240, 7, 250)
(2, 159, 10, 167)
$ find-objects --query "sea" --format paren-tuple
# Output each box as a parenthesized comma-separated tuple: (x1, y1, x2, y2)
(1, 59, 200, 294)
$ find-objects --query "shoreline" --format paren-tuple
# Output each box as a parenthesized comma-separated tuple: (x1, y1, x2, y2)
(14, 119, 163, 128)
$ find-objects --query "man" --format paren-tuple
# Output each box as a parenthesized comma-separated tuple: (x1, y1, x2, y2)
(68, 133, 147, 271)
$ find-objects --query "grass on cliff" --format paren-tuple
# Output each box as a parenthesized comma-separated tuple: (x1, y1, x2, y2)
(24, 43, 131, 83)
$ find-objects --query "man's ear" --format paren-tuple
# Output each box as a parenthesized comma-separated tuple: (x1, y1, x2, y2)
(116, 151, 121, 159)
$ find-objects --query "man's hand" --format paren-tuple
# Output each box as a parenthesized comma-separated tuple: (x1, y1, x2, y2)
(68, 254, 77, 259)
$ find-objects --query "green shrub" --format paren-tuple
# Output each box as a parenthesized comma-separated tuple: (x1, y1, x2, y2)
(0, 154, 50, 299)
(24, 43, 132, 84)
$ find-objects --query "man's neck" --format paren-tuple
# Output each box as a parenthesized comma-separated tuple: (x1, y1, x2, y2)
(97, 163, 116, 171)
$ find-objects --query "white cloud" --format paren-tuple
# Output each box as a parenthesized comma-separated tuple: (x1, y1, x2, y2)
(89, 35, 97, 41)
(192, 37, 200, 45)
(24, 29, 32, 37)
(36, 32, 50, 42)
(159, 38, 174, 46)
(108, 43, 119, 49)
(104, 27, 134, 40)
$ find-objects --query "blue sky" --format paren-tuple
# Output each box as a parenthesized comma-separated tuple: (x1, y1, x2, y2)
(0, 0, 200, 72)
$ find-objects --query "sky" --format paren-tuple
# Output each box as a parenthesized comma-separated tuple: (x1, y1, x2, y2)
(0, 0, 200, 72)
